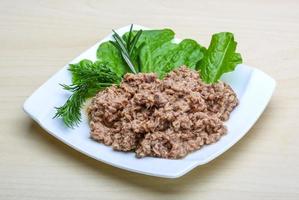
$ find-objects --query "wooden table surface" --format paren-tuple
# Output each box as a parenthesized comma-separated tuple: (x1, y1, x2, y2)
(1, 0, 299, 199)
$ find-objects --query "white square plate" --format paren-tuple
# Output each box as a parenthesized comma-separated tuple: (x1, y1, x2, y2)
(23, 25, 276, 178)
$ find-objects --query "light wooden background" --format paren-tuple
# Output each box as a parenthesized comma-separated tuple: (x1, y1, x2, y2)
(1, 0, 299, 199)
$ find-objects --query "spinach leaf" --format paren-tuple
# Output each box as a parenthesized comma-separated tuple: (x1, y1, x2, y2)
(199, 32, 242, 83)
(97, 29, 241, 83)
(123, 29, 205, 78)
(96, 42, 130, 77)
(122, 29, 175, 73)
(151, 39, 205, 78)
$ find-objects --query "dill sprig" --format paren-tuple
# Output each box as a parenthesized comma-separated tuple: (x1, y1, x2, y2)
(110, 24, 143, 74)
(54, 83, 90, 128)
(54, 60, 120, 128)
(54, 25, 143, 128)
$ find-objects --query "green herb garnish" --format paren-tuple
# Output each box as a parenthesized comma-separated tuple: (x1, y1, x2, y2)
(199, 32, 242, 83)
(110, 24, 143, 74)
(54, 25, 243, 128)
(54, 60, 121, 128)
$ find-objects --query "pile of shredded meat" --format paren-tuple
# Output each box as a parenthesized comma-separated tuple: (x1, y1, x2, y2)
(87, 66, 238, 159)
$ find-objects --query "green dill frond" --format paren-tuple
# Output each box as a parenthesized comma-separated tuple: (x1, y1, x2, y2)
(54, 61, 120, 128)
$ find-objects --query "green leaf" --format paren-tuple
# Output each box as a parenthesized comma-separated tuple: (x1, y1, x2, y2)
(151, 39, 205, 78)
(96, 42, 130, 77)
(199, 32, 242, 83)
(123, 29, 205, 77)
(122, 29, 175, 73)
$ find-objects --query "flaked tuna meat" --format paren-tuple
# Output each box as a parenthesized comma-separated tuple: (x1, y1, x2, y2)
(87, 66, 238, 159)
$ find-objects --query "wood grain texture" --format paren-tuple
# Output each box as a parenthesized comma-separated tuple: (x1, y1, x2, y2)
(0, 0, 299, 199)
